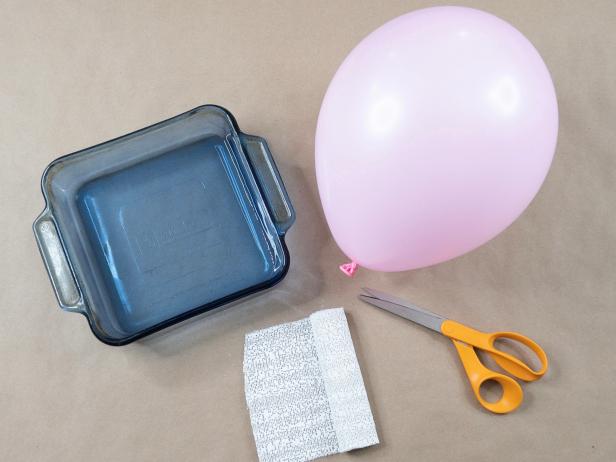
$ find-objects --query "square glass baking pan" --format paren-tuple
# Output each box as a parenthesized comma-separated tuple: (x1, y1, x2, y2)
(34, 105, 295, 345)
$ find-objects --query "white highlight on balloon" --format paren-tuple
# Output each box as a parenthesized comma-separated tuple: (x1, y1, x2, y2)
(488, 76, 521, 116)
(368, 96, 402, 135)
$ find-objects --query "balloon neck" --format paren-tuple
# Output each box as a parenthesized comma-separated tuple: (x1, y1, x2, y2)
(339, 261, 359, 277)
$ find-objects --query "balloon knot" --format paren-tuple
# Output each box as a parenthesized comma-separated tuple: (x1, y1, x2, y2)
(339, 261, 359, 277)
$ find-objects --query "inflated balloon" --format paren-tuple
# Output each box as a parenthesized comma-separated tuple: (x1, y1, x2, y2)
(315, 6, 558, 274)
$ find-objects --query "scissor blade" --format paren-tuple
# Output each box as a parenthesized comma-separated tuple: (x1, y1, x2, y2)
(361, 287, 442, 318)
(358, 294, 445, 333)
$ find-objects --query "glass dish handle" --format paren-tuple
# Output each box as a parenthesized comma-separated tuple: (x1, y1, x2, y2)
(240, 134, 296, 235)
(33, 210, 84, 313)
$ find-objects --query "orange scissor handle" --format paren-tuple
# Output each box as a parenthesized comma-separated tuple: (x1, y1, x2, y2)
(441, 320, 548, 382)
(451, 339, 524, 414)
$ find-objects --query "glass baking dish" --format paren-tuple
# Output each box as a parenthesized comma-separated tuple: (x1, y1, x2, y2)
(33, 105, 295, 345)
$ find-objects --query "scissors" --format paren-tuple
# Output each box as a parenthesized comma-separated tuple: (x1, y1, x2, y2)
(359, 288, 548, 414)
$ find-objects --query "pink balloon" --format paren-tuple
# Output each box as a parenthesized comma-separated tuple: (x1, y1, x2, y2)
(315, 6, 558, 272)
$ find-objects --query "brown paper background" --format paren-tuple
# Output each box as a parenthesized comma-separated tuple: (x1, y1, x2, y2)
(1, 1, 615, 460)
